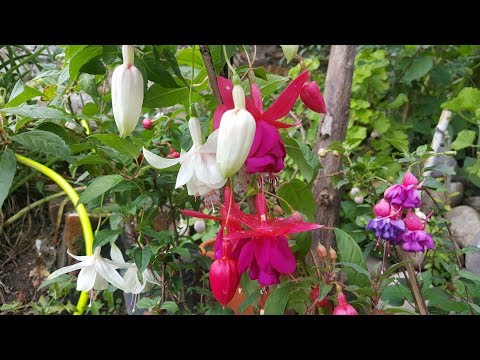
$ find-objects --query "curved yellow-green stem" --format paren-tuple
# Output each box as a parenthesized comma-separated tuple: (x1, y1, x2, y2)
(15, 154, 94, 315)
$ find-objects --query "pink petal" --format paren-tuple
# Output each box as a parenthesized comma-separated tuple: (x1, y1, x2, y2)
(245, 155, 277, 174)
(262, 70, 309, 122)
(238, 241, 255, 273)
(250, 83, 263, 112)
(213, 104, 228, 130)
(269, 236, 296, 274)
(180, 210, 221, 221)
(248, 121, 263, 156)
(216, 76, 234, 108)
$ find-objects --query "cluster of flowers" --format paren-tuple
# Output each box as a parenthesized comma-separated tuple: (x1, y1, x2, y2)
(366, 171, 434, 254)
(47, 45, 329, 308)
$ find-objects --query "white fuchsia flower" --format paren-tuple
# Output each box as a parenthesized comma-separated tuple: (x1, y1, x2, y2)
(142, 117, 227, 197)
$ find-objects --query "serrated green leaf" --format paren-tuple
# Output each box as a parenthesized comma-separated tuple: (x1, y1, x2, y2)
(144, 84, 189, 108)
(403, 56, 433, 84)
(5, 81, 43, 108)
(451, 130, 476, 150)
(442, 87, 480, 112)
(3, 105, 68, 120)
(283, 137, 320, 183)
(93, 228, 123, 250)
(10, 130, 73, 162)
(69, 45, 103, 79)
(160, 301, 179, 314)
(171, 247, 191, 260)
(264, 282, 294, 315)
(334, 228, 369, 287)
(337, 261, 371, 279)
(78, 175, 124, 205)
(141, 58, 179, 88)
(0, 149, 16, 209)
(74, 155, 111, 169)
(90, 134, 140, 159)
(160, 49, 189, 87)
(277, 179, 316, 221)
(134, 246, 152, 273)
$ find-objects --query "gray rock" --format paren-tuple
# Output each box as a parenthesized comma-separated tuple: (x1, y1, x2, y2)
(446, 206, 480, 248)
(421, 181, 464, 212)
(430, 155, 458, 178)
(465, 232, 480, 275)
(464, 197, 480, 212)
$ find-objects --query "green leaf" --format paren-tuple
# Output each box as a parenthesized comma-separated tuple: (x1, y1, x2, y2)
(424, 164, 456, 175)
(451, 130, 476, 150)
(144, 84, 189, 108)
(277, 179, 316, 221)
(283, 137, 320, 183)
(160, 49, 189, 87)
(402, 56, 433, 84)
(442, 87, 480, 112)
(264, 282, 294, 315)
(93, 228, 123, 249)
(141, 58, 179, 88)
(160, 301, 179, 314)
(78, 175, 124, 205)
(82, 102, 99, 116)
(457, 269, 480, 283)
(10, 130, 73, 162)
(334, 227, 369, 287)
(0, 149, 16, 209)
(385, 93, 408, 109)
(336, 262, 371, 279)
(380, 260, 412, 281)
(5, 81, 43, 108)
(171, 247, 191, 260)
(69, 45, 103, 79)
(134, 246, 152, 273)
(381, 283, 413, 307)
(208, 45, 237, 74)
(90, 134, 140, 159)
(3, 105, 68, 120)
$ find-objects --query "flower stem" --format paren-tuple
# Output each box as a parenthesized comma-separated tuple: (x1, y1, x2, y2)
(222, 45, 236, 77)
(14, 154, 94, 315)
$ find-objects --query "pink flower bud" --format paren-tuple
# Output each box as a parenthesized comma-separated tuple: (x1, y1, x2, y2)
(209, 240, 240, 306)
(142, 118, 153, 130)
(403, 171, 418, 186)
(300, 81, 327, 114)
(373, 198, 391, 217)
(333, 293, 358, 315)
(404, 210, 424, 231)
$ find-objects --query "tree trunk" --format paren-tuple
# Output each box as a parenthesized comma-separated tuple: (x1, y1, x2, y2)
(312, 45, 356, 250)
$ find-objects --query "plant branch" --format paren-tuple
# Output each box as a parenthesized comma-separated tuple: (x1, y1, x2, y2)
(199, 45, 223, 105)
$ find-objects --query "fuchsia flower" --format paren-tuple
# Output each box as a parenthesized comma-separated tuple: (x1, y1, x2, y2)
(209, 240, 240, 306)
(214, 71, 327, 174)
(384, 171, 422, 209)
(400, 210, 434, 252)
(224, 192, 321, 285)
(333, 293, 358, 316)
(181, 187, 254, 260)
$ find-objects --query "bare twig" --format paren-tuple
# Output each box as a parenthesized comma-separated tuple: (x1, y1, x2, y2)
(199, 45, 223, 105)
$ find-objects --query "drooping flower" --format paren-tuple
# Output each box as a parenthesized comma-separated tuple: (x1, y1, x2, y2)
(214, 71, 311, 174)
(224, 192, 322, 285)
(366, 217, 405, 244)
(109, 243, 160, 295)
(333, 292, 358, 316)
(373, 198, 391, 217)
(46, 246, 126, 292)
(216, 77, 256, 178)
(143, 117, 227, 197)
(209, 240, 240, 306)
(111, 45, 144, 137)
(181, 187, 253, 260)
(384, 172, 423, 209)
(400, 230, 434, 252)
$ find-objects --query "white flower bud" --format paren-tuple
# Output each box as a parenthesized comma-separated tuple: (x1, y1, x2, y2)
(216, 84, 256, 178)
(111, 45, 144, 138)
(194, 219, 206, 233)
(350, 187, 361, 196)
(354, 195, 364, 204)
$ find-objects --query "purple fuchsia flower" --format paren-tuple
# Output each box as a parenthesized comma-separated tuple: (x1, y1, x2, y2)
(384, 171, 423, 209)
(366, 217, 406, 244)
(400, 210, 435, 252)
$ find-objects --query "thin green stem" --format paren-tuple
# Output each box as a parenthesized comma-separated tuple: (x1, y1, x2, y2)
(223, 45, 236, 76)
(189, 45, 195, 116)
(14, 154, 94, 315)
